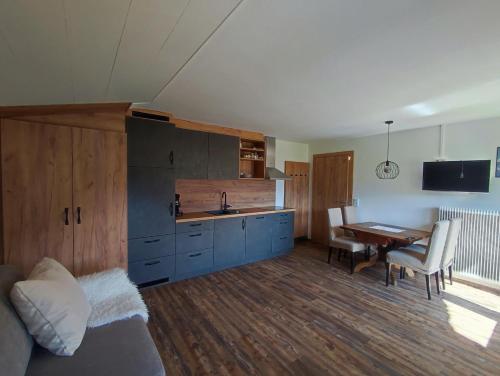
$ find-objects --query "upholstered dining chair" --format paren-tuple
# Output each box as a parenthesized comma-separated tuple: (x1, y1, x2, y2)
(400, 218, 462, 289)
(328, 208, 369, 273)
(386, 220, 450, 300)
(342, 206, 358, 237)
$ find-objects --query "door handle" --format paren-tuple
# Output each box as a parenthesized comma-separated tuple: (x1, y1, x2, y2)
(77, 207, 81, 224)
(64, 208, 69, 225)
(169, 151, 174, 165)
(242, 218, 246, 230)
(169, 202, 173, 216)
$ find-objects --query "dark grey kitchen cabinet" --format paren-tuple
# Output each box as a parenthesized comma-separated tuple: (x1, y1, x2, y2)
(245, 214, 272, 261)
(126, 116, 175, 168)
(208, 133, 239, 180)
(174, 128, 208, 179)
(128, 166, 175, 239)
(214, 217, 246, 268)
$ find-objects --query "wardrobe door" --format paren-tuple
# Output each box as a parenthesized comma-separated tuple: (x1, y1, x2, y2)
(73, 128, 127, 276)
(1, 119, 73, 275)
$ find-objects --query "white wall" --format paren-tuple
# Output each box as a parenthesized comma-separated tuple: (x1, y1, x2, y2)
(275, 139, 309, 207)
(309, 117, 500, 229)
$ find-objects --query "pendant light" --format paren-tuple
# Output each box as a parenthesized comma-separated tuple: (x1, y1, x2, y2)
(376, 120, 399, 179)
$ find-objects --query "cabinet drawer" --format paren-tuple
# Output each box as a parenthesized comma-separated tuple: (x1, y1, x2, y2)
(272, 234, 294, 254)
(176, 220, 214, 234)
(273, 219, 293, 237)
(175, 249, 213, 276)
(176, 230, 213, 254)
(273, 212, 293, 222)
(128, 256, 175, 285)
(128, 234, 175, 263)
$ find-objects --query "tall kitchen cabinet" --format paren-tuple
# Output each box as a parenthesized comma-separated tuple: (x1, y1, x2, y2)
(1, 118, 127, 276)
(126, 116, 176, 285)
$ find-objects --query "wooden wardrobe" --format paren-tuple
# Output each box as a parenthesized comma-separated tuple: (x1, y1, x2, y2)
(0, 104, 129, 276)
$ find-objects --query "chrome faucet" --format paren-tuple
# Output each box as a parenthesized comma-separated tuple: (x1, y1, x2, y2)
(221, 192, 232, 211)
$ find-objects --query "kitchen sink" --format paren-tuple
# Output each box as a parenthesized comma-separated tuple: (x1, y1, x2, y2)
(205, 209, 241, 216)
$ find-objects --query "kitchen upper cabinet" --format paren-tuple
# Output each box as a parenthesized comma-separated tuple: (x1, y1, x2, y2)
(214, 217, 246, 268)
(126, 116, 175, 168)
(245, 214, 272, 261)
(175, 128, 208, 179)
(1, 120, 74, 275)
(208, 133, 239, 180)
(128, 167, 175, 239)
(73, 128, 127, 275)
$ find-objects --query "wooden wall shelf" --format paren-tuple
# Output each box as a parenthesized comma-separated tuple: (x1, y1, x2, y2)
(239, 139, 266, 179)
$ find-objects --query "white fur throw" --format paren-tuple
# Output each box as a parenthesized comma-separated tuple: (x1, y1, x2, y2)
(77, 268, 148, 328)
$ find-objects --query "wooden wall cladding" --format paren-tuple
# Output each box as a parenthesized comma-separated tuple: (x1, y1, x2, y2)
(0, 103, 130, 133)
(176, 179, 276, 212)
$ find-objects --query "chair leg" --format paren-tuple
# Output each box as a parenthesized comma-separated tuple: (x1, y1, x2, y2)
(434, 272, 440, 295)
(328, 247, 333, 264)
(449, 265, 453, 285)
(350, 252, 355, 274)
(441, 269, 446, 290)
(425, 274, 432, 300)
(337, 249, 342, 262)
(385, 263, 391, 286)
(399, 267, 404, 279)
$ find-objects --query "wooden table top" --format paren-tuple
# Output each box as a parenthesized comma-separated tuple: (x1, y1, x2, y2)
(341, 222, 430, 244)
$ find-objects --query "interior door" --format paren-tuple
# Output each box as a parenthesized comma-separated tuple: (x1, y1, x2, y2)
(311, 152, 353, 245)
(73, 127, 127, 276)
(1, 119, 74, 275)
(284, 161, 310, 238)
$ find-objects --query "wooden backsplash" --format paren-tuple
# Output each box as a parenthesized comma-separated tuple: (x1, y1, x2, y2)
(176, 179, 276, 213)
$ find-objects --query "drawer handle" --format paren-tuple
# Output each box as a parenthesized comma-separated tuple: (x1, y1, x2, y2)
(280, 221, 288, 225)
(280, 236, 287, 240)
(256, 216, 265, 219)
(144, 239, 161, 244)
(189, 233, 202, 237)
(144, 260, 161, 266)
(189, 252, 202, 258)
(64, 208, 69, 225)
(189, 223, 202, 227)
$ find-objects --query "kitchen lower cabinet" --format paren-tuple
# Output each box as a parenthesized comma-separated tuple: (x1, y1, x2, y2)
(272, 213, 294, 254)
(128, 256, 175, 285)
(214, 217, 246, 269)
(245, 214, 272, 261)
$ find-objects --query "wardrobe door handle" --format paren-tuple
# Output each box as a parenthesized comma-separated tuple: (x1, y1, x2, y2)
(64, 208, 69, 225)
(77, 207, 81, 224)
(169, 202, 174, 216)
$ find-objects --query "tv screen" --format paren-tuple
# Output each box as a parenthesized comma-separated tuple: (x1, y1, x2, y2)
(422, 160, 491, 193)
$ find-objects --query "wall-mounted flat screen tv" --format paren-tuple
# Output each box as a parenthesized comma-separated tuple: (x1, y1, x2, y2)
(422, 160, 491, 193)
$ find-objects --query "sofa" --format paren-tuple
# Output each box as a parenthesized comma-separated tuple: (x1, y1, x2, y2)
(0, 265, 165, 376)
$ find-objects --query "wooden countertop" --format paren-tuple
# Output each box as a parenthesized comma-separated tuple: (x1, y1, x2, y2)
(176, 207, 295, 223)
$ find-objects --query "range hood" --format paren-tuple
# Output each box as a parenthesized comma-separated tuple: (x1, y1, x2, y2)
(265, 137, 292, 180)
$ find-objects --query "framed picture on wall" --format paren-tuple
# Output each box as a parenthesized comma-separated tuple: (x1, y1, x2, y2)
(496, 147, 500, 178)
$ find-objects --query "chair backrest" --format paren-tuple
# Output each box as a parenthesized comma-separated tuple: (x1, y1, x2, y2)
(423, 220, 450, 270)
(342, 206, 358, 225)
(441, 218, 462, 268)
(327, 208, 344, 240)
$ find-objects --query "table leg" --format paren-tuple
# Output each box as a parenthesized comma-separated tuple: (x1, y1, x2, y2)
(353, 247, 378, 273)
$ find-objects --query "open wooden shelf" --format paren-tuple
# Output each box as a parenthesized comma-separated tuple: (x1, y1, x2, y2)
(239, 138, 266, 179)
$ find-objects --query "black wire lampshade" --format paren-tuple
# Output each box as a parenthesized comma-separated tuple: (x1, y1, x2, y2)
(376, 121, 400, 179)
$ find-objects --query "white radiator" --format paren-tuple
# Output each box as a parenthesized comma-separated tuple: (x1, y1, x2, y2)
(438, 207, 500, 285)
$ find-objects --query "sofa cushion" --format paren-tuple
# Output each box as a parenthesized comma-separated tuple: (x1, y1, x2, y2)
(0, 265, 33, 376)
(10, 258, 91, 356)
(26, 316, 165, 376)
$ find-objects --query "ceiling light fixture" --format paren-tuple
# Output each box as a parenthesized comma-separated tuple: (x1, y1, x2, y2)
(376, 120, 400, 179)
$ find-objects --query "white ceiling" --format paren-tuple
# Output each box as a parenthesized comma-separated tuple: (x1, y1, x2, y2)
(2, 1, 500, 141)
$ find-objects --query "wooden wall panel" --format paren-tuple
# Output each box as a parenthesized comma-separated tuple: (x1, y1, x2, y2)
(176, 179, 276, 213)
(285, 161, 309, 238)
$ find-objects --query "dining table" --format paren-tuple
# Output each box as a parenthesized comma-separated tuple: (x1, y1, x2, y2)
(340, 222, 431, 274)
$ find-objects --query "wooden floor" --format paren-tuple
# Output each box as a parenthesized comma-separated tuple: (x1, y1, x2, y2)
(143, 241, 500, 376)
